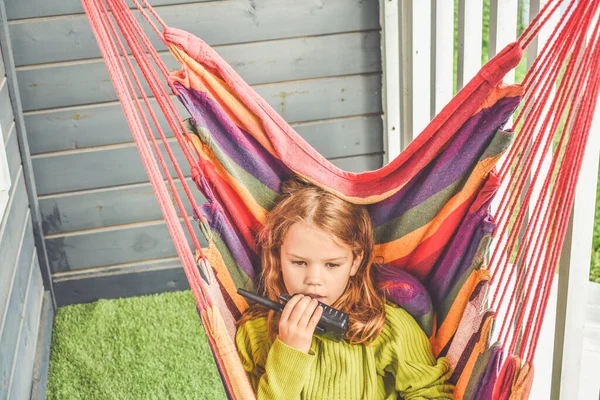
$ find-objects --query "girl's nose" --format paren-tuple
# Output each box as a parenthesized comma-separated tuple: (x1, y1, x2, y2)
(304, 265, 322, 285)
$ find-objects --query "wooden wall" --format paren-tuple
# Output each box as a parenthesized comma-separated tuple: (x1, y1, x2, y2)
(0, 1, 53, 396)
(7, 0, 383, 305)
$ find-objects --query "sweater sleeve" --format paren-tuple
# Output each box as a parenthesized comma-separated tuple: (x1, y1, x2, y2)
(377, 305, 454, 400)
(235, 318, 316, 400)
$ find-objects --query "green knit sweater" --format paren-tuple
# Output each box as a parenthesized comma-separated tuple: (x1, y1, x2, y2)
(235, 303, 454, 400)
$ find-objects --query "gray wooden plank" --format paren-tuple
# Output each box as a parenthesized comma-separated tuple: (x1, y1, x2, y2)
(256, 73, 381, 124)
(36, 116, 382, 234)
(53, 258, 188, 306)
(45, 219, 206, 273)
(0, 174, 29, 317)
(5, 124, 20, 180)
(18, 31, 381, 111)
(331, 153, 383, 173)
(0, 219, 35, 400)
(19, 58, 172, 113)
(9, 0, 380, 66)
(0, 43, 5, 80)
(25, 99, 186, 155)
(6, 0, 210, 20)
(39, 178, 205, 235)
(0, 213, 33, 332)
(293, 116, 383, 160)
(32, 139, 190, 196)
(25, 73, 382, 154)
(28, 291, 54, 400)
(1, 0, 57, 311)
(31, 74, 382, 195)
(41, 152, 381, 273)
(0, 78, 14, 142)
(8, 255, 43, 400)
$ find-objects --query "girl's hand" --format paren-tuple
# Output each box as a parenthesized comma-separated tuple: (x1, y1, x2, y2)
(278, 294, 323, 353)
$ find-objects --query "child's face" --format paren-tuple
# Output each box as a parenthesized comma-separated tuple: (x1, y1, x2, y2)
(279, 222, 361, 306)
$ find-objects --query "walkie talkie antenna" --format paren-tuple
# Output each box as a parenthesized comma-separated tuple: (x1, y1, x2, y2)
(238, 288, 283, 312)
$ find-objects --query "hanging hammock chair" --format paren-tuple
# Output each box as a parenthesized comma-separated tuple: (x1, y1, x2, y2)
(81, 0, 600, 398)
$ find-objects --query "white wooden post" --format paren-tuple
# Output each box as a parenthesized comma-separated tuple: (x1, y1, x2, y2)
(525, 2, 561, 398)
(432, 0, 455, 115)
(488, 0, 518, 85)
(399, 1, 431, 146)
(487, 0, 518, 216)
(380, 0, 402, 164)
(381, 2, 598, 397)
(407, 1, 431, 140)
(486, 1, 518, 337)
(457, 0, 483, 90)
(551, 83, 600, 400)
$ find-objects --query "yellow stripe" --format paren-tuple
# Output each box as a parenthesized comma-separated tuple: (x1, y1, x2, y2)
(188, 134, 268, 224)
(204, 243, 249, 314)
(204, 306, 256, 399)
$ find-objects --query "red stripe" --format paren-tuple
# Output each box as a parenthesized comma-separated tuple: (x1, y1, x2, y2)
(200, 160, 260, 252)
(387, 195, 475, 280)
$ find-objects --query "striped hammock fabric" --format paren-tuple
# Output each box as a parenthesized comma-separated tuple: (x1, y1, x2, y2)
(82, 0, 600, 398)
(165, 27, 523, 399)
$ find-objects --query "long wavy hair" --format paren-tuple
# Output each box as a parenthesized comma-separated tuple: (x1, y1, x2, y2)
(239, 178, 386, 345)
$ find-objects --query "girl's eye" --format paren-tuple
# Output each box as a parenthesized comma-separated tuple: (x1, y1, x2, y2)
(326, 263, 340, 268)
(292, 260, 306, 266)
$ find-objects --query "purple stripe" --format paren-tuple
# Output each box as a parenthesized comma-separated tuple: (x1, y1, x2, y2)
(427, 176, 497, 309)
(200, 202, 259, 282)
(175, 83, 292, 192)
(368, 96, 519, 226)
(472, 345, 503, 399)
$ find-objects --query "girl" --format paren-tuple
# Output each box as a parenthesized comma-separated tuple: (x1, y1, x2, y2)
(235, 179, 454, 400)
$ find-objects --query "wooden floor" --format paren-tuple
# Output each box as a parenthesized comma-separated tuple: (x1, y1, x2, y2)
(528, 280, 600, 399)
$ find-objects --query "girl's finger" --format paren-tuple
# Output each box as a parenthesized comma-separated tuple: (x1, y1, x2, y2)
(288, 295, 313, 325)
(307, 305, 324, 332)
(298, 298, 319, 328)
(280, 294, 304, 324)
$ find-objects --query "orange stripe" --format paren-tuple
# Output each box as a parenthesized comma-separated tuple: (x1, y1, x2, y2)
(509, 362, 534, 400)
(170, 45, 277, 156)
(408, 198, 472, 267)
(430, 269, 491, 356)
(374, 161, 492, 261)
(188, 134, 268, 224)
(472, 83, 524, 116)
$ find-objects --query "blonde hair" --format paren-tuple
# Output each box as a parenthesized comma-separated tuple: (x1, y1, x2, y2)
(240, 178, 386, 344)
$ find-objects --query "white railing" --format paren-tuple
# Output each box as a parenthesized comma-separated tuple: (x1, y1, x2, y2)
(380, 1, 599, 399)
(0, 124, 9, 220)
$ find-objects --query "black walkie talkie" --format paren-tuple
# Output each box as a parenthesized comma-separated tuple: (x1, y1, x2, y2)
(237, 289, 349, 342)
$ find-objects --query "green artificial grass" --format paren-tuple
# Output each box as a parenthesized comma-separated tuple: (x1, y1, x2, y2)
(590, 163, 600, 283)
(47, 290, 227, 400)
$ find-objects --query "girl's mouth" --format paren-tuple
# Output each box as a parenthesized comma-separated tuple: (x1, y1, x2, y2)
(304, 293, 325, 301)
